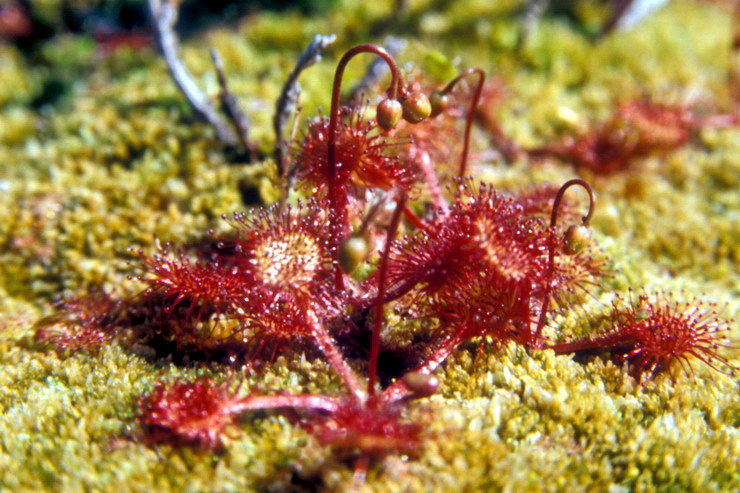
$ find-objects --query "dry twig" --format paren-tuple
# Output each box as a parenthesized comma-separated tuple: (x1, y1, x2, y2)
(149, 0, 238, 147)
(210, 47, 255, 159)
(273, 33, 336, 176)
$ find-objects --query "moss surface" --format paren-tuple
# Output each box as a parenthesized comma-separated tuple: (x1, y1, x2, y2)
(0, 0, 737, 491)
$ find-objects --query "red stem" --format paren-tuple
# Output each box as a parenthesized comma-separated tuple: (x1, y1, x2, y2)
(368, 191, 407, 396)
(352, 454, 370, 489)
(327, 44, 405, 292)
(532, 178, 595, 347)
(307, 309, 365, 402)
(234, 393, 340, 414)
(439, 68, 485, 178)
(402, 202, 428, 231)
(545, 331, 628, 355)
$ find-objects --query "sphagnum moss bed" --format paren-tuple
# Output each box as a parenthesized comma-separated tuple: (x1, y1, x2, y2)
(0, 1, 738, 491)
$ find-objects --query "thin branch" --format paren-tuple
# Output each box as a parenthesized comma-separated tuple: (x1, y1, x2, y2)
(148, 0, 238, 146)
(210, 47, 255, 160)
(598, 0, 670, 40)
(516, 0, 548, 52)
(273, 33, 336, 178)
(279, 94, 303, 208)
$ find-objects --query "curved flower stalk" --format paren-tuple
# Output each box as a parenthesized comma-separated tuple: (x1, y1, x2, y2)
(532, 178, 596, 346)
(321, 44, 434, 291)
(428, 67, 486, 178)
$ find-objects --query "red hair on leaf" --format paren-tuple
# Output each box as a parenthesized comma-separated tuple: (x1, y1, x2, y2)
(549, 290, 736, 382)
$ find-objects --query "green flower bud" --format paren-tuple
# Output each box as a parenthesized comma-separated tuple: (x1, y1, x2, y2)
(401, 92, 432, 123)
(429, 91, 449, 117)
(563, 224, 592, 255)
(339, 236, 369, 273)
(376, 98, 403, 130)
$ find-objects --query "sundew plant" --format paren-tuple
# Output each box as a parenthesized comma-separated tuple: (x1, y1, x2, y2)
(0, 0, 738, 491)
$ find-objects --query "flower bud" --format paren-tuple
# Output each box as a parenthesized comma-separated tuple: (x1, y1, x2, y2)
(429, 91, 449, 117)
(376, 98, 403, 130)
(402, 372, 439, 399)
(339, 236, 369, 273)
(401, 92, 432, 123)
(563, 224, 592, 255)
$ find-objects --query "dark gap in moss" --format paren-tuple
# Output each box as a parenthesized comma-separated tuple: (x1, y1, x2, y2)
(237, 178, 262, 206)
(30, 78, 68, 110)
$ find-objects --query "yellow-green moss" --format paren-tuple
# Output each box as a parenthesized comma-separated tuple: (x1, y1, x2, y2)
(0, 0, 737, 491)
